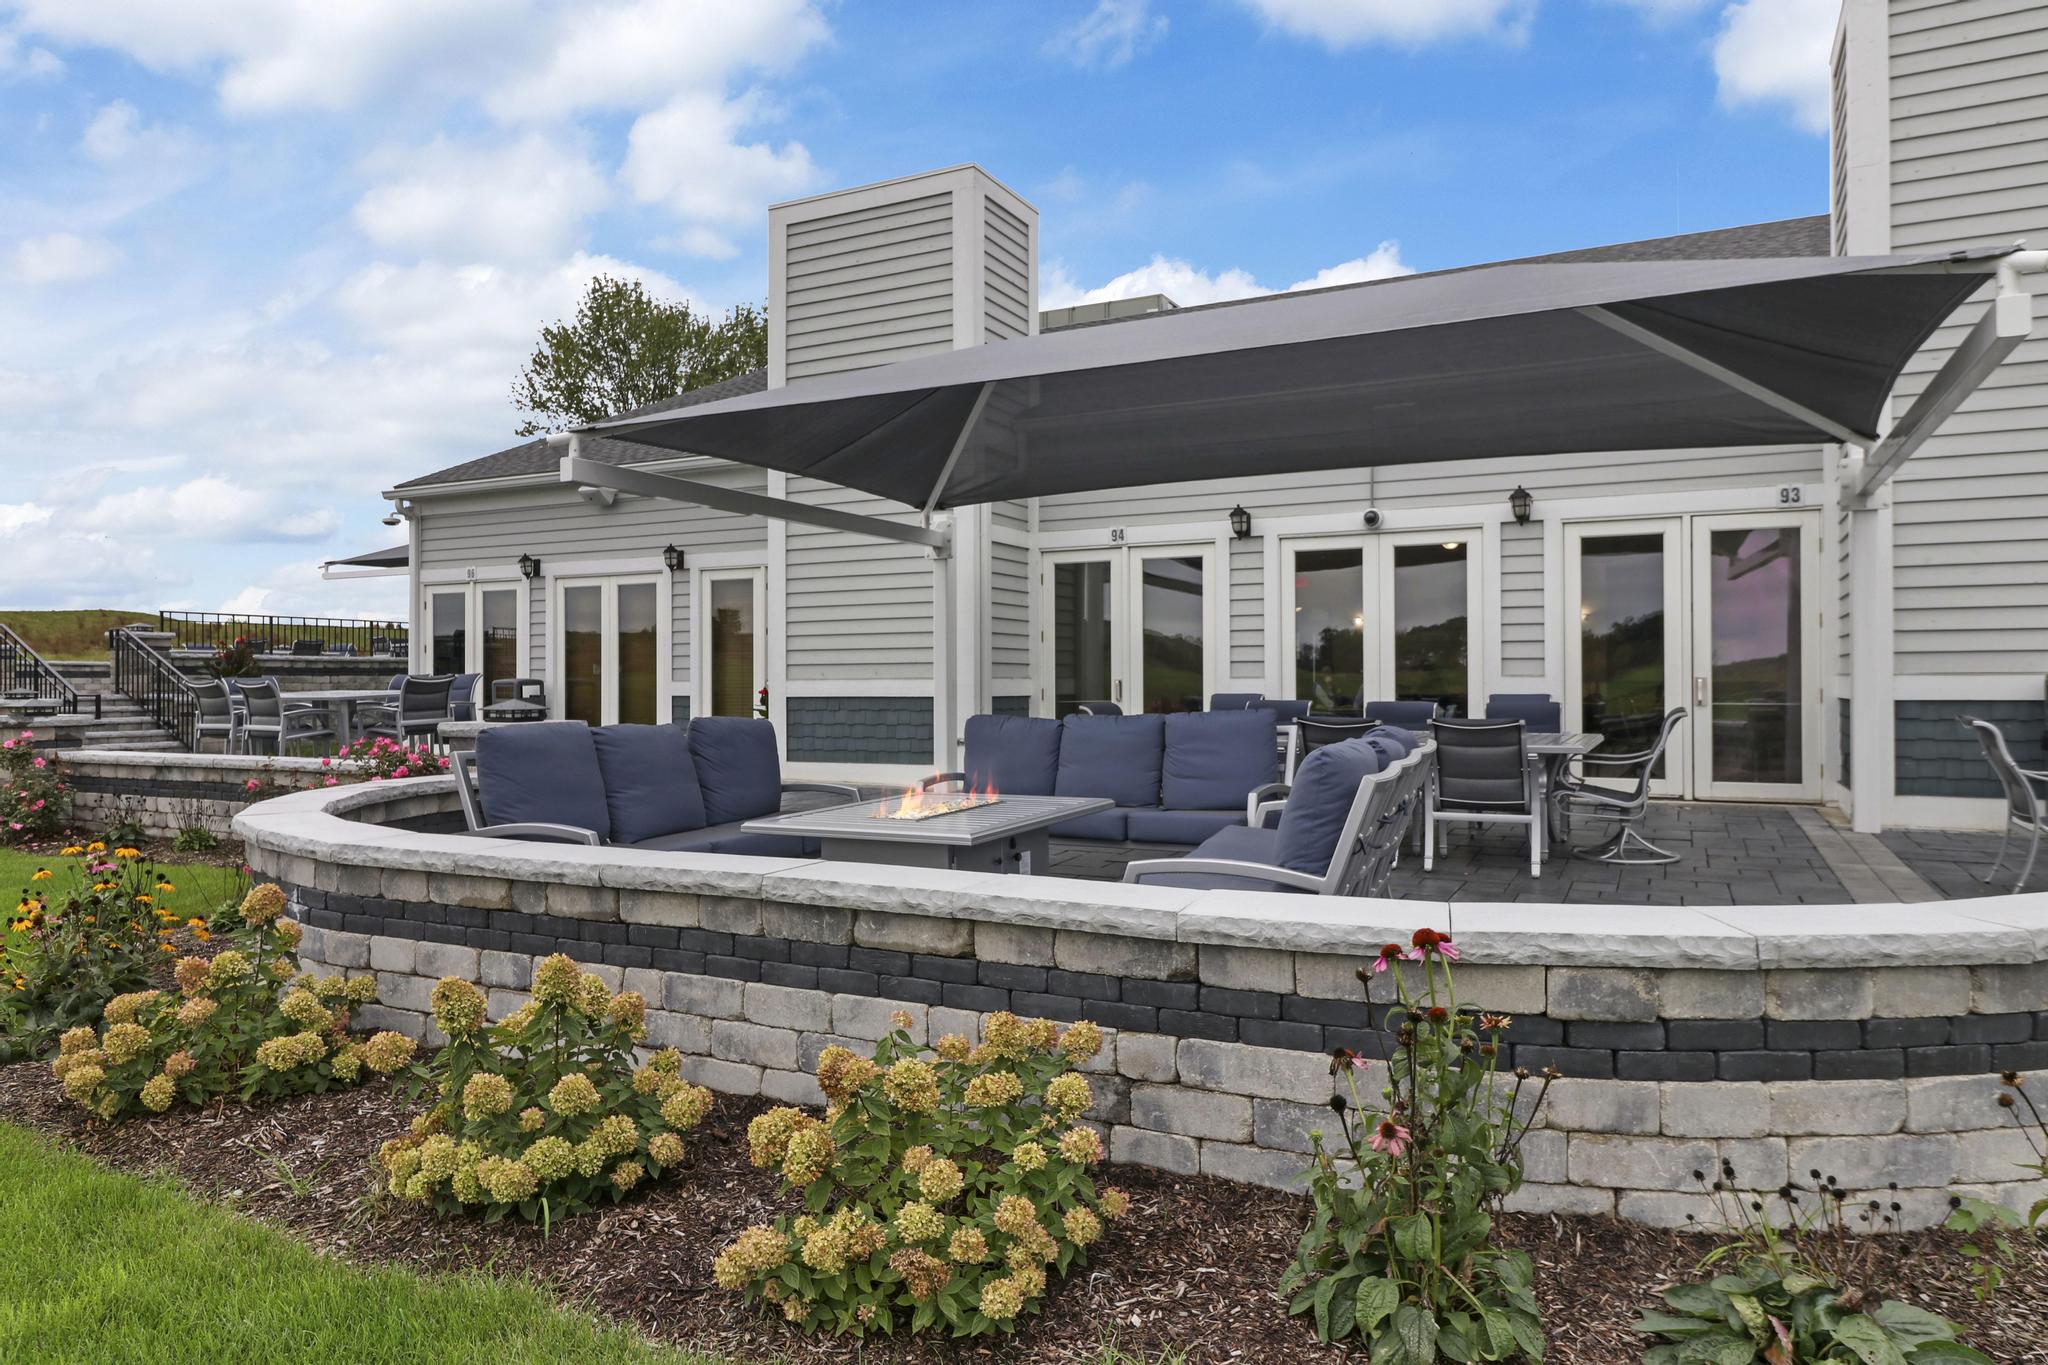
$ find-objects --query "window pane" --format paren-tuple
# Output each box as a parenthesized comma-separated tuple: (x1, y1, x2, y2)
(1140, 554, 1204, 714)
(1052, 561, 1113, 718)
(1392, 541, 1469, 718)
(479, 589, 519, 701)
(561, 586, 603, 725)
(709, 578, 757, 718)
(429, 593, 466, 676)
(1580, 534, 1666, 767)
(1292, 547, 1363, 712)
(616, 582, 658, 726)
(1707, 526, 1802, 785)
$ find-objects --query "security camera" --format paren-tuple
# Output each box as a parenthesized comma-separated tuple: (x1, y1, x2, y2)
(1362, 508, 1383, 530)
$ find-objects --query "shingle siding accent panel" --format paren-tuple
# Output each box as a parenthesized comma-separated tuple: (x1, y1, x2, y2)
(785, 696, 935, 764)
(1894, 698, 2047, 797)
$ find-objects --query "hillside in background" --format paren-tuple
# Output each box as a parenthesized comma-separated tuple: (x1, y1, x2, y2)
(0, 610, 151, 660)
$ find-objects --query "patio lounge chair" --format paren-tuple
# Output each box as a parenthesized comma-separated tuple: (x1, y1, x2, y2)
(451, 719, 857, 854)
(1426, 717, 1541, 877)
(237, 677, 336, 755)
(358, 674, 454, 748)
(1550, 707, 1688, 865)
(1484, 693, 1562, 732)
(448, 671, 482, 722)
(192, 678, 241, 753)
(1962, 716, 2047, 892)
(1366, 699, 1440, 727)
(1123, 739, 1432, 895)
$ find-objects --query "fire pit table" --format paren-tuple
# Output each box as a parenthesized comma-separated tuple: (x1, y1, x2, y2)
(741, 792, 1112, 875)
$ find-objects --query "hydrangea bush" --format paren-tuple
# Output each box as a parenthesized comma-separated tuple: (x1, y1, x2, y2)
(49, 883, 415, 1119)
(1281, 928, 1552, 1361)
(2, 842, 177, 1061)
(376, 953, 713, 1223)
(0, 729, 65, 842)
(713, 1010, 1129, 1338)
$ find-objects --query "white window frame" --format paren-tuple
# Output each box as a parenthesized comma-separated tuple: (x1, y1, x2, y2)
(1035, 541, 1222, 716)
(420, 577, 530, 687)
(694, 566, 767, 721)
(550, 572, 670, 726)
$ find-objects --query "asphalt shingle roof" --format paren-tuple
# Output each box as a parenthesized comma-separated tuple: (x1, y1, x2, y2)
(394, 214, 1828, 491)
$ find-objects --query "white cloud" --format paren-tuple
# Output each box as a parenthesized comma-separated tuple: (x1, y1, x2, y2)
(1606, 0, 1714, 20)
(1042, 241, 1413, 309)
(1712, 0, 1835, 133)
(10, 232, 120, 283)
(80, 99, 194, 165)
(620, 91, 819, 241)
(1236, 0, 1535, 49)
(354, 135, 606, 264)
(87, 477, 337, 542)
(1046, 0, 1168, 69)
(215, 556, 406, 619)
(0, 502, 54, 535)
(0, 27, 61, 76)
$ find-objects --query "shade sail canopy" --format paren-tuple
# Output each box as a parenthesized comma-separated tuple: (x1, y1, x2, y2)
(323, 543, 408, 569)
(581, 249, 2007, 510)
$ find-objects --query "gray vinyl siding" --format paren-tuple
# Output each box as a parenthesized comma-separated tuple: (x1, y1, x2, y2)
(1228, 541, 1262, 678)
(783, 191, 956, 381)
(784, 477, 933, 679)
(1885, 0, 2048, 678)
(984, 197, 1032, 342)
(989, 535, 1031, 680)
(1499, 517, 1545, 678)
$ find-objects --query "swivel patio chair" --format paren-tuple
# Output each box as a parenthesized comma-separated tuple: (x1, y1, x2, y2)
(1962, 716, 2047, 892)
(192, 678, 242, 754)
(358, 674, 455, 750)
(237, 677, 336, 755)
(1425, 717, 1541, 877)
(1484, 693, 1562, 732)
(1550, 707, 1688, 865)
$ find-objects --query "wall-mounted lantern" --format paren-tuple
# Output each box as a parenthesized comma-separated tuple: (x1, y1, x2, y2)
(518, 553, 541, 580)
(662, 543, 684, 573)
(1508, 485, 1533, 525)
(1228, 504, 1252, 540)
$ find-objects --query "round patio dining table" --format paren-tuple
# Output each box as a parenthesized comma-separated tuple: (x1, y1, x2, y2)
(278, 687, 398, 742)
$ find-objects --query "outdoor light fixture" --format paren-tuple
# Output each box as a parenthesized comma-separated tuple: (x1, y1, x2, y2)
(662, 543, 684, 573)
(1229, 504, 1252, 540)
(518, 553, 540, 580)
(1509, 485, 1533, 525)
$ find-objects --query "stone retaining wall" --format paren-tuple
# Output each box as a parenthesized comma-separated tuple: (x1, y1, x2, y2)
(61, 750, 334, 837)
(241, 779, 2048, 1228)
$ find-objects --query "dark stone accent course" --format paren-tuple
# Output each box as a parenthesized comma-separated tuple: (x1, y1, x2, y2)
(1894, 698, 2046, 799)
(67, 773, 320, 802)
(784, 696, 934, 765)
(290, 885, 2044, 1079)
(990, 695, 1031, 718)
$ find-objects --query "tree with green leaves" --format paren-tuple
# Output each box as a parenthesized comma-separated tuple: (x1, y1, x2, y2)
(512, 275, 767, 437)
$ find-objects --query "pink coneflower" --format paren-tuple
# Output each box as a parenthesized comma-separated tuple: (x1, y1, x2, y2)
(1403, 927, 1460, 962)
(1372, 941, 1404, 973)
(1369, 1120, 1411, 1158)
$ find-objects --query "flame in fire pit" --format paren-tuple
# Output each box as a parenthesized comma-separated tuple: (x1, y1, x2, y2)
(877, 779, 1002, 821)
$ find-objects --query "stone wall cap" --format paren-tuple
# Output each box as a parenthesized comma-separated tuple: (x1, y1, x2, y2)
(67, 749, 332, 773)
(1703, 904, 2038, 968)
(1177, 891, 1420, 953)
(1951, 894, 2048, 958)
(1447, 903, 1759, 969)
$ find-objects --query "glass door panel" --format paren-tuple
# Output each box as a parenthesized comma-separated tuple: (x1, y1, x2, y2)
(616, 582, 659, 725)
(1292, 547, 1364, 712)
(1390, 540, 1470, 717)
(428, 591, 467, 676)
(708, 576, 759, 717)
(1692, 516, 1819, 799)
(1566, 520, 1684, 795)
(478, 588, 520, 701)
(1051, 558, 1116, 717)
(1136, 552, 1205, 714)
(561, 584, 603, 725)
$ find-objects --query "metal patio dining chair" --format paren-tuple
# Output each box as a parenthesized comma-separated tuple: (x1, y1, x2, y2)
(192, 678, 241, 754)
(237, 677, 336, 755)
(1550, 706, 1688, 865)
(359, 674, 456, 750)
(1425, 717, 1542, 877)
(1283, 714, 1381, 782)
(1962, 716, 2047, 892)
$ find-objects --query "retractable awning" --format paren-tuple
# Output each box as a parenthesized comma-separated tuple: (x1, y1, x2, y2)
(573, 247, 2030, 515)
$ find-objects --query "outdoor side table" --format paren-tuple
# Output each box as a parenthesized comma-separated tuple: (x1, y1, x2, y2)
(742, 793, 1113, 875)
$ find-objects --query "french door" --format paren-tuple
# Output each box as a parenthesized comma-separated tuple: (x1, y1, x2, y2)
(1564, 512, 1821, 801)
(1043, 545, 1215, 717)
(1280, 531, 1480, 717)
(424, 582, 526, 701)
(698, 569, 765, 718)
(554, 576, 664, 726)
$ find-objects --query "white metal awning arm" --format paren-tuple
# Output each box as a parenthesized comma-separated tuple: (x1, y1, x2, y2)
(1853, 249, 2046, 500)
(551, 434, 949, 550)
(1575, 304, 1879, 447)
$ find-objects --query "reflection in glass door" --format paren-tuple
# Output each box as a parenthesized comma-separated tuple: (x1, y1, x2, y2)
(561, 584, 603, 724)
(616, 582, 658, 725)
(706, 573, 762, 718)
(1692, 516, 1819, 800)
(1566, 521, 1684, 795)
(1136, 552, 1205, 714)
(1388, 541, 1471, 718)
(1050, 557, 1116, 717)
(1283, 535, 1476, 717)
(557, 576, 664, 725)
(478, 587, 520, 702)
(1291, 548, 1364, 712)
(428, 590, 467, 675)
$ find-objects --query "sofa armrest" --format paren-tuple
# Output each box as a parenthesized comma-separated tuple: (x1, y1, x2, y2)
(783, 781, 862, 801)
(921, 771, 967, 791)
(1246, 782, 1290, 826)
(1121, 857, 1323, 892)
(468, 822, 602, 845)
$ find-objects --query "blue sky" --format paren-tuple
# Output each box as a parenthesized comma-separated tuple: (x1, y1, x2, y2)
(0, 0, 1837, 619)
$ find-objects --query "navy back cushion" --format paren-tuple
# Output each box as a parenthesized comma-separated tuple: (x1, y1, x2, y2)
(687, 717, 784, 825)
(1161, 710, 1277, 810)
(591, 724, 706, 844)
(1055, 713, 1165, 808)
(963, 714, 1062, 795)
(1274, 739, 1381, 874)
(476, 722, 611, 840)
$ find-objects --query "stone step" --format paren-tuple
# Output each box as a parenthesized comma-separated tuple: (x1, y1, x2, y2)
(89, 739, 185, 752)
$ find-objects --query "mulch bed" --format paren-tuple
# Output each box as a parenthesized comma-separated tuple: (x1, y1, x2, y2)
(0, 1063, 2042, 1363)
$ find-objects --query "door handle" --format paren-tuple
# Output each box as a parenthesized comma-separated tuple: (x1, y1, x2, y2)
(1693, 676, 1706, 708)
(1114, 678, 1123, 703)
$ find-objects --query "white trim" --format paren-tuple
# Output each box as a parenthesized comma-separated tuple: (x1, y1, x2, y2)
(536, 554, 669, 579)
(420, 565, 526, 586)
(766, 469, 789, 753)
(1896, 675, 2048, 702)
(693, 566, 767, 724)
(1887, 793, 2007, 834)
(1562, 516, 1688, 797)
(547, 572, 671, 727)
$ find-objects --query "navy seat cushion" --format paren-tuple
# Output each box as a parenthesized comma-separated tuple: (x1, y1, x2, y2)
(1274, 740, 1381, 874)
(1055, 714, 1165, 808)
(1363, 730, 1410, 766)
(1126, 807, 1248, 846)
(1486, 696, 1562, 731)
(1050, 807, 1129, 842)
(590, 723, 706, 844)
(686, 717, 783, 825)
(476, 722, 611, 840)
(1161, 710, 1276, 811)
(634, 827, 820, 858)
(963, 714, 1061, 796)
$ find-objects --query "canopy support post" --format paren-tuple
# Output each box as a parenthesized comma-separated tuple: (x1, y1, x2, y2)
(1841, 448, 1895, 833)
(1576, 305, 1879, 448)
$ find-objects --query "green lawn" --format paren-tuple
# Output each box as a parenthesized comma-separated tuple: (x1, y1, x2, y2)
(1, 848, 244, 922)
(0, 1123, 712, 1365)
(0, 609, 151, 661)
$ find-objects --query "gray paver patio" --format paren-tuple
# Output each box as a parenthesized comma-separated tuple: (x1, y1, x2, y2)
(1881, 827, 2043, 900)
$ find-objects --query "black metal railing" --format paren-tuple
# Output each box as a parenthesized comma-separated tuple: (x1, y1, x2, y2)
(109, 627, 196, 749)
(0, 621, 100, 719)
(157, 610, 409, 659)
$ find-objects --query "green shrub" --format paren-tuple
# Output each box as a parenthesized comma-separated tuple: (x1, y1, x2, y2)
(1280, 928, 1551, 1360)
(171, 825, 220, 853)
(0, 729, 66, 843)
(1638, 1167, 1994, 1363)
(49, 882, 414, 1119)
(2, 842, 168, 1061)
(713, 1010, 1128, 1338)
(376, 954, 712, 1224)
